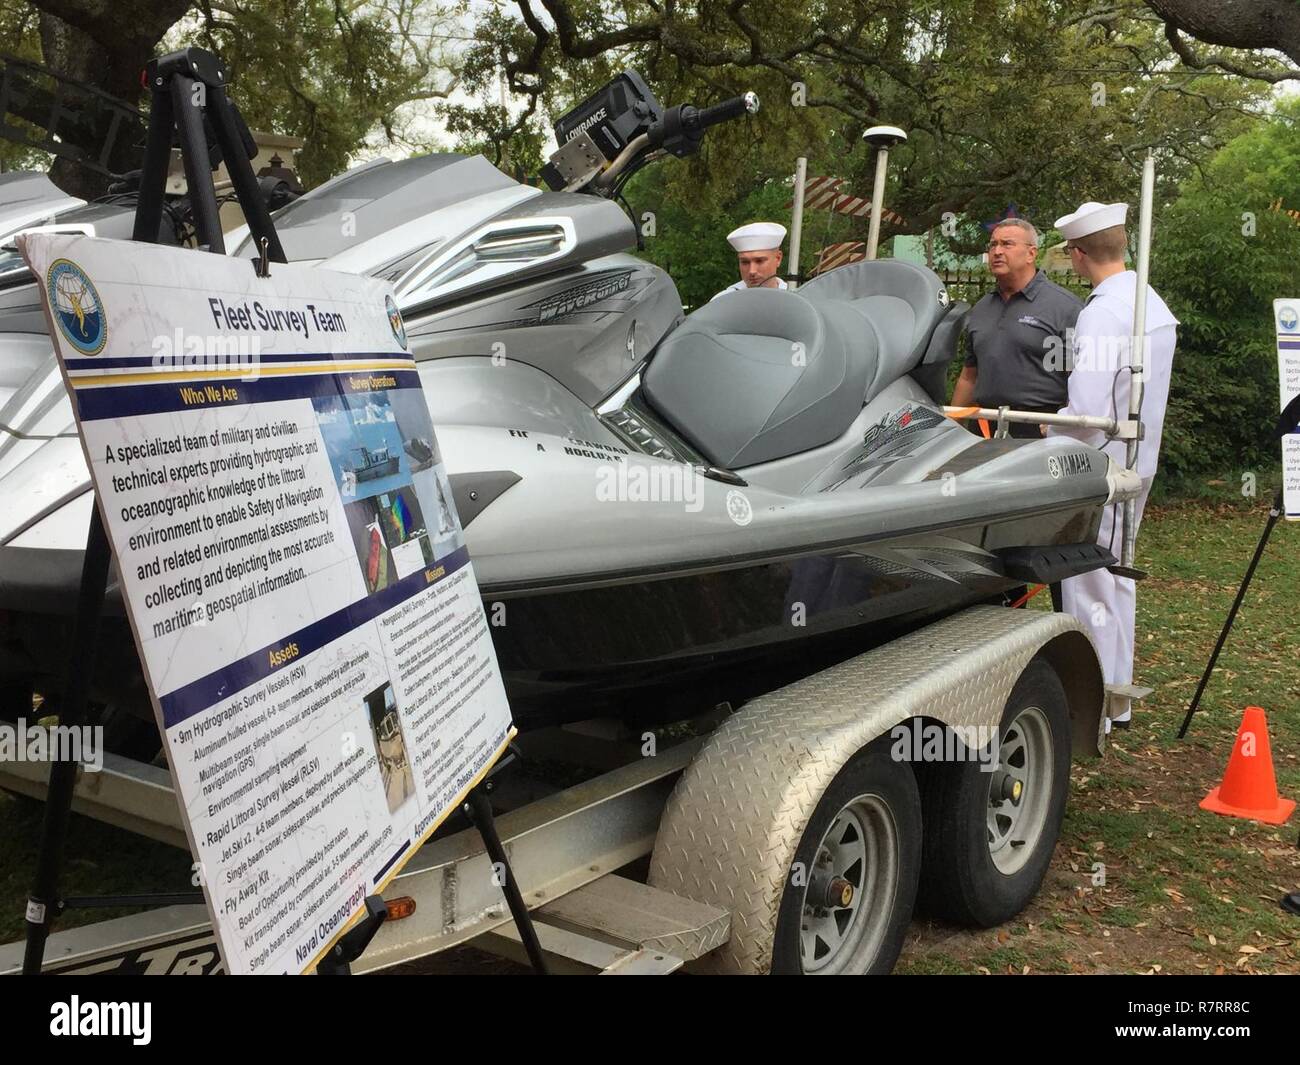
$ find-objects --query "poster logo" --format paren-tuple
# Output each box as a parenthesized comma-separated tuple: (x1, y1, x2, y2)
(1280, 306, 1298, 332)
(47, 259, 106, 355)
(386, 294, 408, 349)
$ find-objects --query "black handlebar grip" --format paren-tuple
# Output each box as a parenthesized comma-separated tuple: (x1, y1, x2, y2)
(685, 93, 757, 133)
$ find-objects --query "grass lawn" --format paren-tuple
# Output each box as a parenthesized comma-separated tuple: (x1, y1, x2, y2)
(3, 486, 1298, 972)
(901, 484, 1300, 974)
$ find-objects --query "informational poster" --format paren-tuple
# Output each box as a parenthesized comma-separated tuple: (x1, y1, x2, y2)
(20, 233, 515, 974)
(1274, 299, 1300, 520)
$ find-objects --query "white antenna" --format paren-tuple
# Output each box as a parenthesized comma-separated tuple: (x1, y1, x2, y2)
(1120, 150, 1155, 569)
(862, 126, 907, 260)
(789, 157, 807, 289)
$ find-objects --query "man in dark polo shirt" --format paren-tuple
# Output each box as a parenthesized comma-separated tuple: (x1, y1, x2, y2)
(950, 219, 1082, 437)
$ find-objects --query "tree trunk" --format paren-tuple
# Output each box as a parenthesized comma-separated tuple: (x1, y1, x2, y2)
(31, 1, 190, 199)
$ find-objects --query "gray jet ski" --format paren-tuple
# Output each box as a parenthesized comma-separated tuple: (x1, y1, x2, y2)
(0, 73, 1135, 743)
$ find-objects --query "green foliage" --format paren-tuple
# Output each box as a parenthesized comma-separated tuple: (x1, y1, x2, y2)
(626, 159, 795, 308)
(0, 0, 53, 173)
(192, 1, 461, 187)
(464, 0, 1267, 249)
(0, 0, 462, 190)
(1152, 101, 1300, 481)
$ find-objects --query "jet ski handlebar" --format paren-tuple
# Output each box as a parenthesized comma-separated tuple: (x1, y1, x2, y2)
(593, 91, 759, 191)
(682, 92, 760, 134)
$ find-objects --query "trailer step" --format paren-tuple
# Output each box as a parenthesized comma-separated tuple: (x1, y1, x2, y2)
(479, 874, 731, 973)
(482, 921, 685, 974)
(538, 873, 730, 961)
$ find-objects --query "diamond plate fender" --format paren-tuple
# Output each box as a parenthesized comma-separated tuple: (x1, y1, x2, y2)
(647, 605, 1103, 974)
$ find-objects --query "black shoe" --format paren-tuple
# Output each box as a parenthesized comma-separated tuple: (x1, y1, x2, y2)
(1281, 893, 1300, 917)
(1110, 718, 1132, 731)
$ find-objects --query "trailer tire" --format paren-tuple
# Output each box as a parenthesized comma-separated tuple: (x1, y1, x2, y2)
(770, 745, 921, 974)
(916, 656, 1070, 927)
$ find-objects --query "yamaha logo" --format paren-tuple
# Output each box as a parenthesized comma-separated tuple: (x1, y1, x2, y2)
(1049, 452, 1092, 479)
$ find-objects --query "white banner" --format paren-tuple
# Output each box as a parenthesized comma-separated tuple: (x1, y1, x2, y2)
(1274, 298, 1300, 520)
(21, 233, 515, 974)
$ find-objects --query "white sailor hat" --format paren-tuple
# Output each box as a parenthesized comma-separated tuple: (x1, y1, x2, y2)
(1054, 201, 1128, 240)
(727, 221, 787, 252)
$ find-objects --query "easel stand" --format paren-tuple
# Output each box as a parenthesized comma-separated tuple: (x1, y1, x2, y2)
(463, 754, 549, 974)
(1178, 394, 1299, 741)
(21, 46, 284, 978)
(1176, 487, 1284, 740)
(21, 46, 546, 975)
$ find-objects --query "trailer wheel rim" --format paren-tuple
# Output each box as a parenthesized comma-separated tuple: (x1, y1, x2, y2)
(987, 704, 1053, 875)
(799, 794, 898, 974)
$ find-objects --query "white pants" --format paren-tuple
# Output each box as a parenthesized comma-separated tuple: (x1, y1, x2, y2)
(1059, 489, 1149, 723)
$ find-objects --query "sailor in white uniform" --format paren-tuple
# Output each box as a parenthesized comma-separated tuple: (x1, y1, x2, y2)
(1046, 201, 1178, 731)
(711, 221, 789, 301)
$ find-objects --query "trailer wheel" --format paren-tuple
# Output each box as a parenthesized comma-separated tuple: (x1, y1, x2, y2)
(770, 746, 921, 974)
(916, 656, 1070, 927)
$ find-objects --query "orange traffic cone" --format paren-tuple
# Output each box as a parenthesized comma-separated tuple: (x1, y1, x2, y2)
(1200, 706, 1295, 825)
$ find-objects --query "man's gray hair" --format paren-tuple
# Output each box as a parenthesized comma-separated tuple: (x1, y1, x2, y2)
(992, 218, 1039, 246)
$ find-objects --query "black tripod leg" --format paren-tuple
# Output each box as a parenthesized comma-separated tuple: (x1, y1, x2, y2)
(207, 86, 286, 264)
(132, 80, 174, 244)
(463, 786, 549, 974)
(1177, 489, 1283, 739)
(170, 74, 225, 253)
(22, 508, 111, 974)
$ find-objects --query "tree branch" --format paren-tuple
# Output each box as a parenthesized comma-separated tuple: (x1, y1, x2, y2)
(1162, 21, 1300, 83)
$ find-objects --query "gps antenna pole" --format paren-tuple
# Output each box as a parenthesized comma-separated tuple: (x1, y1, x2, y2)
(788, 157, 807, 289)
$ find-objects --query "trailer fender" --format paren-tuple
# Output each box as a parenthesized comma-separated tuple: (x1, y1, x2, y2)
(648, 605, 1102, 973)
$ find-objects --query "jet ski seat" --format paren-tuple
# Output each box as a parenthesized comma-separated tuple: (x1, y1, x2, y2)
(642, 287, 875, 468)
(642, 260, 956, 469)
(798, 259, 953, 392)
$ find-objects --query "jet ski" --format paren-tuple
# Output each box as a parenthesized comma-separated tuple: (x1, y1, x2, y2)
(0, 72, 1137, 743)
(0, 172, 84, 241)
